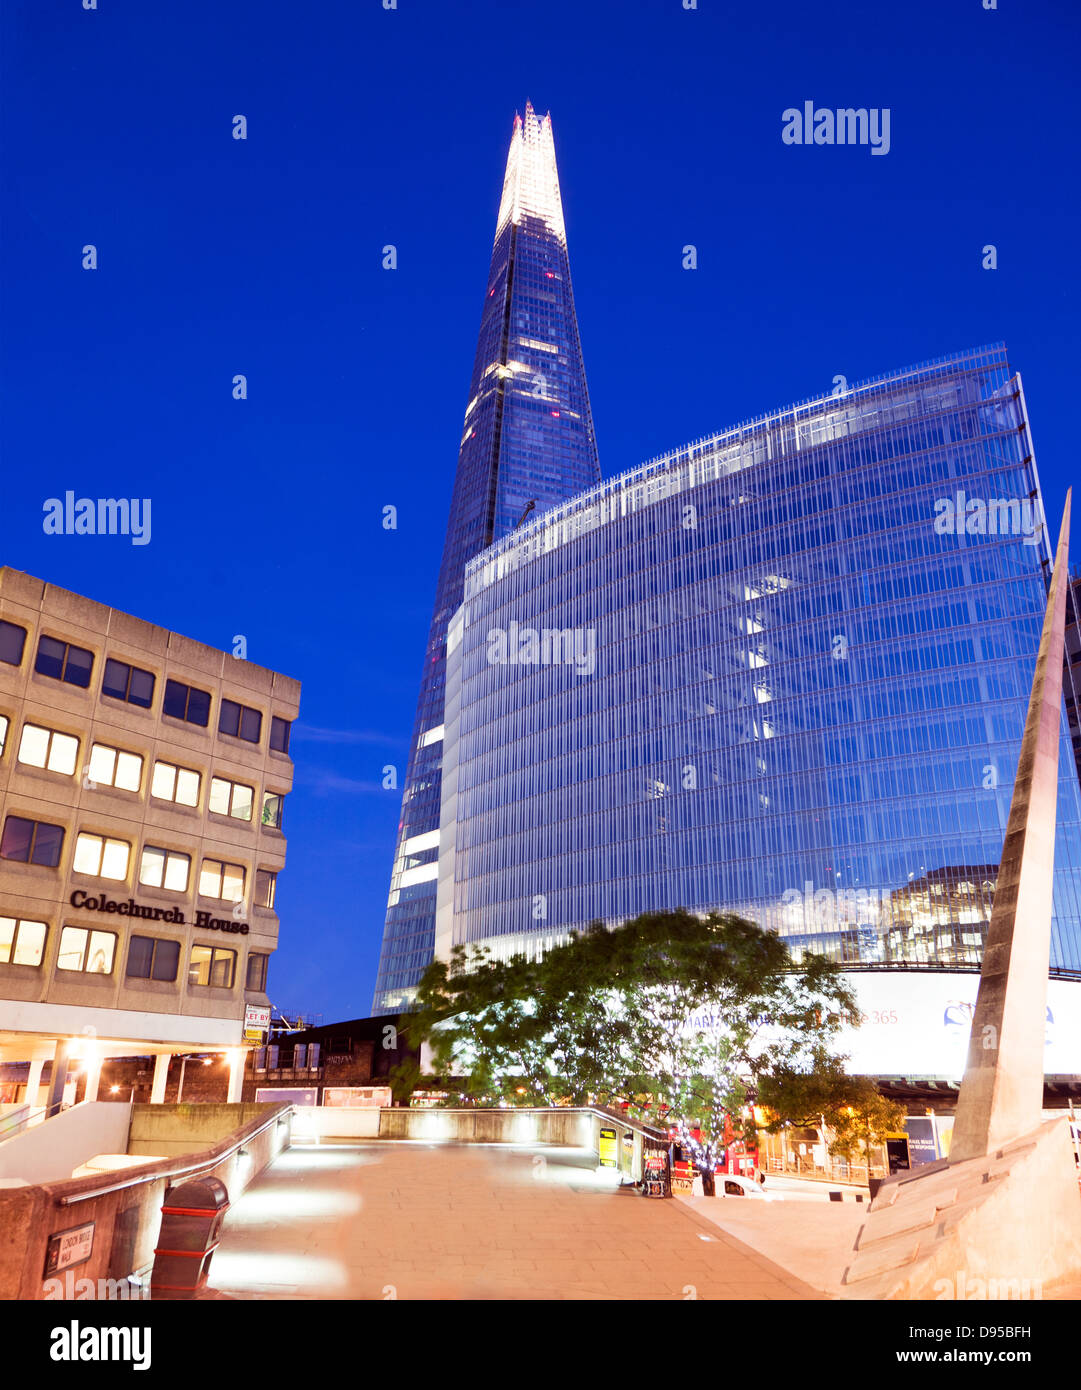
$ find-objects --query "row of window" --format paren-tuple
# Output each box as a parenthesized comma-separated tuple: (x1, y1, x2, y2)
(0, 815, 277, 908)
(0, 914, 268, 990)
(0, 716, 285, 828)
(0, 621, 292, 753)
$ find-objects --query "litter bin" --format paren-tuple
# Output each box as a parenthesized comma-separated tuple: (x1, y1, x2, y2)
(640, 1149, 671, 1198)
(151, 1175, 230, 1299)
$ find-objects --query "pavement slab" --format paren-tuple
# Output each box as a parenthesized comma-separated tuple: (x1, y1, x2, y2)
(210, 1142, 822, 1301)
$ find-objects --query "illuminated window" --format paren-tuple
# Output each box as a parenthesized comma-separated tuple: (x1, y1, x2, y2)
(0, 816, 64, 867)
(139, 845, 191, 893)
(34, 635, 93, 688)
(261, 793, 283, 829)
(102, 658, 155, 709)
(126, 935, 180, 982)
(0, 620, 27, 667)
(189, 945, 235, 989)
(209, 777, 253, 820)
(0, 715, 7, 758)
(58, 926, 116, 974)
(151, 760, 200, 807)
(17, 724, 78, 776)
(219, 699, 262, 744)
(87, 742, 143, 792)
(73, 832, 130, 880)
(0, 916, 47, 967)
(163, 679, 211, 727)
(199, 859, 246, 902)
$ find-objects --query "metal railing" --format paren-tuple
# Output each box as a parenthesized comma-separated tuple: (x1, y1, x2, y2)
(57, 1104, 293, 1206)
(0, 1106, 50, 1142)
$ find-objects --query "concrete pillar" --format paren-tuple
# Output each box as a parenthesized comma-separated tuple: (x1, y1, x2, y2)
(226, 1049, 244, 1103)
(951, 492, 1072, 1162)
(150, 1053, 170, 1104)
(45, 1040, 73, 1117)
(82, 1047, 102, 1103)
(24, 1057, 45, 1111)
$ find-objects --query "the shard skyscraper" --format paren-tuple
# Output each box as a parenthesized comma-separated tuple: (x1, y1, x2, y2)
(373, 104, 601, 1012)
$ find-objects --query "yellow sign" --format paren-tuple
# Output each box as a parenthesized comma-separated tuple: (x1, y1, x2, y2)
(598, 1126, 618, 1168)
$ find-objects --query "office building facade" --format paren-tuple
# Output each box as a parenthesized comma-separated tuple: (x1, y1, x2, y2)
(373, 103, 601, 1012)
(436, 346, 1081, 1019)
(0, 568, 300, 1105)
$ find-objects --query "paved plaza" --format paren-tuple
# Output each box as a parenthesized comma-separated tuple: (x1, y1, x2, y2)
(211, 1143, 824, 1301)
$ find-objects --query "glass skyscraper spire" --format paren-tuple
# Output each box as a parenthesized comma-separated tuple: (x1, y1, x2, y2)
(373, 104, 601, 1013)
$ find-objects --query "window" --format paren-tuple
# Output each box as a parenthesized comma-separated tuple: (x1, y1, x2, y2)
(0, 816, 64, 867)
(35, 636, 93, 688)
(209, 776, 253, 820)
(0, 620, 27, 667)
(0, 715, 7, 758)
(199, 859, 246, 902)
(17, 724, 79, 776)
(87, 742, 143, 792)
(126, 935, 180, 982)
(72, 832, 130, 880)
(58, 926, 116, 974)
(255, 869, 277, 910)
(245, 952, 268, 991)
(150, 760, 200, 807)
(189, 945, 235, 989)
(139, 845, 191, 893)
(270, 716, 292, 754)
(219, 699, 262, 744)
(0, 917, 47, 967)
(261, 793, 283, 830)
(163, 679, 211, 727)
(102, 658, 155, 709)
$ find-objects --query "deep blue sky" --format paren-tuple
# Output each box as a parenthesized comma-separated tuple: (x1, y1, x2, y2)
(2, 0, 1078, 1021)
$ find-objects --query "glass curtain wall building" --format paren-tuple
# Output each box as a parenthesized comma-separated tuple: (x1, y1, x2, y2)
(373, 104, 601, 1013)
(436, 345, 1081, 979)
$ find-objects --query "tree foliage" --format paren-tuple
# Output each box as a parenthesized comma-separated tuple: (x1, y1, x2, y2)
(756, 1054, 908, 1172)
(405, 909, 863, 1165)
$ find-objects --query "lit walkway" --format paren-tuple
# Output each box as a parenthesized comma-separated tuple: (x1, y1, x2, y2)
(211, 1143, 822, 1301)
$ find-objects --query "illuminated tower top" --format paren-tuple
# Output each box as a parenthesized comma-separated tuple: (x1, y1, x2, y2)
(496, 102, 566, 240)
(373, 104, 600, 1013)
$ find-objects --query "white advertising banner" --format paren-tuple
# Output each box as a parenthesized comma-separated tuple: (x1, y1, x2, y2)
(839, 972, 1081, 1077)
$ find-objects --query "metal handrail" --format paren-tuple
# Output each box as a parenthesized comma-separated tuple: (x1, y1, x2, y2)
(0, 1106, 49, 1141)
(57, 1105, 293, 1206)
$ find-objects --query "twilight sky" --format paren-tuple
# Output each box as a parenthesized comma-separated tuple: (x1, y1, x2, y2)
(2, 0, 1077, 1021)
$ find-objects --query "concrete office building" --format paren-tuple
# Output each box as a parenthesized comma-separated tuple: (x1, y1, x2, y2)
(0, 568, 300, 1111)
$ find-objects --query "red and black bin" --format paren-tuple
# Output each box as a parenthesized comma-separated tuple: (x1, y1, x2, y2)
(151, 1176, 230, 1300)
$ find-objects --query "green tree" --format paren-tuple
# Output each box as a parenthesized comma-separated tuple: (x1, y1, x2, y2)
(756, 1056, 907, 1180)
(406, 911, 860, 1187)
